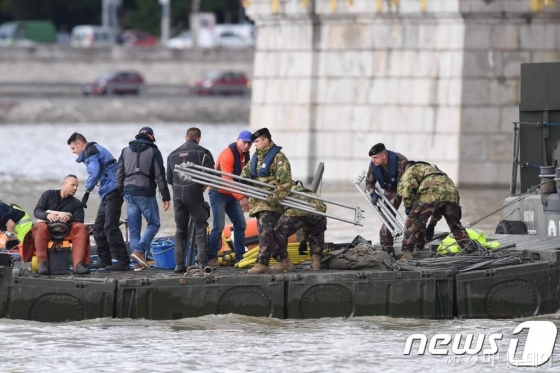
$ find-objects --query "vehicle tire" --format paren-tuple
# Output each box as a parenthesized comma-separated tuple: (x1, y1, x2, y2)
(495, 220, 527, 235)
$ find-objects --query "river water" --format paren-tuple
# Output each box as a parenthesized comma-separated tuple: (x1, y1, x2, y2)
(0, 123, 558, 372)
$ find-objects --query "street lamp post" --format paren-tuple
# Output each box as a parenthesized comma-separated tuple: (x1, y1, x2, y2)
(159, 0, 171, 44)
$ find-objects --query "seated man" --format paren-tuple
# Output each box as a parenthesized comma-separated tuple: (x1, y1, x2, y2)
(0, 200, 33, 246)
(32, 174, 91, 275)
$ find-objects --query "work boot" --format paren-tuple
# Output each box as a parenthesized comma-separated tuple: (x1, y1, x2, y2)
(383, 246, 396, 257)
(38, 261, 49, 275)
(207, 258, 219, 267)
(130, 250, 150, 269)
(270, 258, 293, 273)
(310, 255, 321, 271)
(73, 261, 90, 275)
(398, 251, 413, 263)
(90, 261, 111, 269)
(105, 262, 130, 272)
(174, 264, 187, 273)
(248, 263, 269, 274)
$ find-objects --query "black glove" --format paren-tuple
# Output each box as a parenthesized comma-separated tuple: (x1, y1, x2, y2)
(81, 191, 90, 209)
(298, 240, 308, 255)
(425, 225, 435, 241)
(405, 207, 411, 215)
(370, 192, 381, 206)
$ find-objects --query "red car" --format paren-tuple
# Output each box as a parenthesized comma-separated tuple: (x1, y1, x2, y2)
(192, 71, 250, 96)
(121, 30, 158, 47)
(82, 71, 145, 96)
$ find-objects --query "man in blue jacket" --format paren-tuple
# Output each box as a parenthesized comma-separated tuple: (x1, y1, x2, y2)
(117, 127, 170, 270)
(365, 143, 408, 256)
(67, 132, 130, 271)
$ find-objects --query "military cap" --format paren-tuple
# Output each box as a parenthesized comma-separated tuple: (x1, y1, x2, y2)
(368, 143, 386, 156)
(251, 127, 271, 142)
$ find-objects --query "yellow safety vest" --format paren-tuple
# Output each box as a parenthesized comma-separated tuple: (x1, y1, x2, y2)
(437, 228, 500, 255)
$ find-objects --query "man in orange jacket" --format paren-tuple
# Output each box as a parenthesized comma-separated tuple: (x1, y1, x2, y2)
(208, 130, 252, 265)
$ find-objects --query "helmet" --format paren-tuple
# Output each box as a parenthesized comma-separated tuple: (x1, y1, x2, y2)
(48, 222, 69, 240)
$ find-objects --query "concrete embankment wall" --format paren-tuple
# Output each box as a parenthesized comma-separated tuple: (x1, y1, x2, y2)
(0, 46, 254, 84)
(0, 97, 250, 124)
(0, 46, 254, 124)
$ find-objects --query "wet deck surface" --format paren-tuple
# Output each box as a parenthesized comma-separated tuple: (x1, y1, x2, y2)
(21, 233, 560, 281)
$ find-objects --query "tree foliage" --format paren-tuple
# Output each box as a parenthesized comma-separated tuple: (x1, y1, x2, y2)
(0, 0, 244, 35)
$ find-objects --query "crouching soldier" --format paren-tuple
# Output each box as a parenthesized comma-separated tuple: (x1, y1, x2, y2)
(397, 161, 471, 263)
(274, 181, 327, 271)
(32, 175, 91, 275)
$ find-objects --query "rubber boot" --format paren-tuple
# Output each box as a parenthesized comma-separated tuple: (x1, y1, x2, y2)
(248, 263, 269, 274)
(310, 255, 321, 271)
(270, 258, 293, 273)
(398, 251, 413, 263)
(74, 261, 90, 274)
(174, 264, 187, 273)
(38, 261, 49, 275)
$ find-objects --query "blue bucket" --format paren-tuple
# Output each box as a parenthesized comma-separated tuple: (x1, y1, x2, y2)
(151, 239, 175, 270)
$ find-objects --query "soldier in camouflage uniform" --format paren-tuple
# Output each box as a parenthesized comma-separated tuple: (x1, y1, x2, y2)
(240, 128, 293, 274)
(397, 161, 471, 262)
(365, 143, 408, 256)
(274, 182, 327, 271)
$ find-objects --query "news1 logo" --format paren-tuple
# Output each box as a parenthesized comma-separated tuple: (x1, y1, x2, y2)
(403, 321, 558, 367)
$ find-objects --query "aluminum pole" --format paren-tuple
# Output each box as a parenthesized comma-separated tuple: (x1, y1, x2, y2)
(176, 164, 365, 226)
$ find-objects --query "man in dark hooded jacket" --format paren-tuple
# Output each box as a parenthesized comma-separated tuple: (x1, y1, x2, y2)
(117, 127, 171, 270)
(167, 127, 215, 272)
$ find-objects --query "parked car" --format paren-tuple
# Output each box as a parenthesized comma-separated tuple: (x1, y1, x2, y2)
(165, 30, 193, 49)
(71, 26, 115, 47)
(0, 20, 56, 46)
(191, 71, 250, 96)
(121, 30, 158, 47)
(215, 31, 254, 48)
(82, 71, 144, 96)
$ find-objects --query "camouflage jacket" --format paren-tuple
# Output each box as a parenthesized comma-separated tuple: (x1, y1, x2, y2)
(366, 152, 408, 193)
(284, 183, 327, 217)
(397, 163, 460, 209)
(241, 141, 292, 217)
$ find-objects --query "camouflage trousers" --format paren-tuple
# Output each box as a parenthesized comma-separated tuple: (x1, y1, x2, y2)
(255, 211, 283, 266)
(274, 215, 327, 258)
(402, 202, 469, 253)
(379, 190, 402, 250)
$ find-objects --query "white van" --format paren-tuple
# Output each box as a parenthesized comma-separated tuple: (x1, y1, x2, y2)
(71, 26, 115, 47)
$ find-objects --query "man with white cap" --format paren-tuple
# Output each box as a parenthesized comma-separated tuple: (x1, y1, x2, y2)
(117, 126, 170, 270)
(207, 130, 252, 265)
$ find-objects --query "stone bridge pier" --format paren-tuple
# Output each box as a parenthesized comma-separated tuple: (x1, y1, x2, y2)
(246, 0, 560, 186)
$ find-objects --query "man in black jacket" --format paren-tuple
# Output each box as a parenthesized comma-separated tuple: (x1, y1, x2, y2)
(117, 127, 171, 271)
(32, 175, 91, 275)
(167, 127, 215, 272)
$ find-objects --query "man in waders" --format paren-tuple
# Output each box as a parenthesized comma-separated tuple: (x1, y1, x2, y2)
(365, 143, 408, 256)
(241, 128, 293, 274)
(397, 161, 472, 262)
(167, 127, 215, 272)
(33, 175, 91, 275)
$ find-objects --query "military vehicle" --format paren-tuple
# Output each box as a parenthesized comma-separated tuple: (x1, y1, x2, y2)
(500, 62, 560, 237)
(1, 63, 560, 323)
